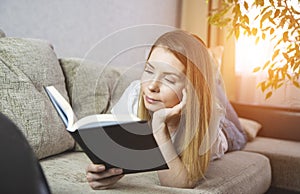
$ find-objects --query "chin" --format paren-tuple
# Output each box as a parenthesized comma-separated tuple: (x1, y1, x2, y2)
(144, 103, 163, 112)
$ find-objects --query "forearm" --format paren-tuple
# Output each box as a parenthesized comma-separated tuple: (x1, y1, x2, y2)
(154, 126, 196, 188)
(157, 150, 196, 188)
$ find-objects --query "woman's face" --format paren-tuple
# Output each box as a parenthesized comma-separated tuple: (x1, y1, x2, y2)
(141, 47, 186, 112)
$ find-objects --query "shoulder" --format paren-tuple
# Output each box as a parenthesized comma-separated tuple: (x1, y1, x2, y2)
(111, 80, 141, 116)
(127, 80, 141, 94)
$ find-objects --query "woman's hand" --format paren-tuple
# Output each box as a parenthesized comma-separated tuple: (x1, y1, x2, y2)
(86, 163, 124, 190)
(151, 89, 187, 142)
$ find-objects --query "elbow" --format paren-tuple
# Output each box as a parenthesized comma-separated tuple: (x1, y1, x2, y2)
(159, 180, 197, 189)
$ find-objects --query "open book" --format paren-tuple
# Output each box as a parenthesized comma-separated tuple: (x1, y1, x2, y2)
(45, 86, 168, 174)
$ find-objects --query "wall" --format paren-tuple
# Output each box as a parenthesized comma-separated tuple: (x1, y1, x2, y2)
(0, 0, 181, 58)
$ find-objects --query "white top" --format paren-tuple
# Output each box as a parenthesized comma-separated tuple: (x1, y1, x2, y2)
(111, 80, 228, 160)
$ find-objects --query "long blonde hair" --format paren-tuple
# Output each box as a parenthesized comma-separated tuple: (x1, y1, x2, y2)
(138, 30, 218, 181)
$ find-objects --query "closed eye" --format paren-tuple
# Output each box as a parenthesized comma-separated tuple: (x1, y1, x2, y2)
(164, 75, 177, 84)
(144, 62, 154, 74)
(165, 79, 175, 84)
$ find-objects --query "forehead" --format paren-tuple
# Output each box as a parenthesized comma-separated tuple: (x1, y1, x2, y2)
(148, 47, 185, 74)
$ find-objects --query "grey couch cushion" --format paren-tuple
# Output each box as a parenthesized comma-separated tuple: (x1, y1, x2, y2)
(59, 58, 144, 118)
(40, 151, 271, 194)
(244, 137, 300, 191)
(0, 37, 74, 159)
(59, 58, 121, 118)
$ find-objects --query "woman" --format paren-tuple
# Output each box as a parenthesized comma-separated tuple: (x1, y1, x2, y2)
(86, 30, 235, 189)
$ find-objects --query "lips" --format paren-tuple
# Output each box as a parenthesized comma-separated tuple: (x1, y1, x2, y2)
(144, 95, 160, 104)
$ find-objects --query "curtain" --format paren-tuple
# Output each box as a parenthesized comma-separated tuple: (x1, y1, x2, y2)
(180, 0, 236, 101)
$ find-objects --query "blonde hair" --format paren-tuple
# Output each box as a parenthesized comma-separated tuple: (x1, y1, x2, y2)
(138, 30, 217, 181)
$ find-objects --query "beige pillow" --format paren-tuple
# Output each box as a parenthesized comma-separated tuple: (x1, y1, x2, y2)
(0, 37, 75, 159)
(239, 118, 262, 141)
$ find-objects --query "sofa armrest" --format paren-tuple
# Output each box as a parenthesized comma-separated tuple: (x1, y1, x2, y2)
(231, 102, 300, 141)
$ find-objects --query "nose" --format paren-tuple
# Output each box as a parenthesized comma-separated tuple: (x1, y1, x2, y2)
(148, 79, 160, 93)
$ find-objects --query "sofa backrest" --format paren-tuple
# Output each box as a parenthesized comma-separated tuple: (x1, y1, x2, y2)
(0, 36, 74, 159)
(59, 58, 143, 119)
(232, 102, 300, 142)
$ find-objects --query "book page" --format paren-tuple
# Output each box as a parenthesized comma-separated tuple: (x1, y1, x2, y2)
(70, 114, 141, 132)
(45, 86, 75, 130)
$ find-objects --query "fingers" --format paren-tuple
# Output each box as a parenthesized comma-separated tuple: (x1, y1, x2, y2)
(87, 167, 123, 180)
(181, 88, 187, 108)
(168, 89, 187, 117)
(88, 174, 124, 190)
(86, 163, 105, 173)
(86, 163, 124, 190)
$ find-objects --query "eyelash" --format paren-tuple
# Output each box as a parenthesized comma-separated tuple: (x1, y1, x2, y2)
(144, 65, 177, 84)
(144, 69, 153, 74)
(165, 78, 175, 84)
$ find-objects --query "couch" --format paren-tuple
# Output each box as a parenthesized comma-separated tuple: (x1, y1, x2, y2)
(0, 32, 299, 194)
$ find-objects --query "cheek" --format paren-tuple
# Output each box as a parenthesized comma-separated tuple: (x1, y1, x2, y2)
(161, 86, 183, 107)
(141, 82, 148, 94)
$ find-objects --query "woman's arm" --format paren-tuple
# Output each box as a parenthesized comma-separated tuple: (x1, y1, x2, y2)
(151, 90, 198, 188)
(153, 123, 197, 188)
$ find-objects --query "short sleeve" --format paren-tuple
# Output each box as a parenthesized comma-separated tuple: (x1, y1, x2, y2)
(111, 80, 141, 116)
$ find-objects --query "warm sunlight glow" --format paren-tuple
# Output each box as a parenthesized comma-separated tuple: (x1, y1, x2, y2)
(235, 35, 272, 73)
(235, 0, 299, 73)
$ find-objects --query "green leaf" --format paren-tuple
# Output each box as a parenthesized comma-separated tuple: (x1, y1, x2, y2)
(274, 9, 280, 18)
(283, 52, 289, 60)
(293, 81, 300, 88)
(253, 66, 261, 72)
(283, 31, 289, 42)
(272, 49, 280, 61)
(293, 62, 299, 71)
(275, 82, 284, 89)
(260, 5, 270, 15)
(244, 1, 249, 10)
(265, 91, 273, 99)
(255, 0, 263, 6)
(252, 28, 258, 36)
(268, 69, 274, 79)
(255, 36, 260, 44)
(279, 17, 286, 28)
(263, 61, 271, 70)
(260, 10, 272, 28)
(234, 26, 240, 39)
(243, 15, 250, 24)
(280, 8, 288, 17)
(274, 39, 283, 48)
(262, 26, 270, 32)
(261, 82, 266, 92)
(269, 18, 276, 25)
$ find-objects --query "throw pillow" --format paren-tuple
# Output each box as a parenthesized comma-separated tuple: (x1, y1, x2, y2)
(0, 37, 75, 159)
(238, 118, 262, 141)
